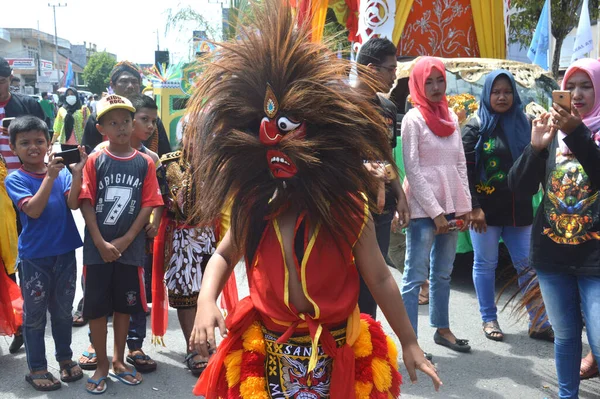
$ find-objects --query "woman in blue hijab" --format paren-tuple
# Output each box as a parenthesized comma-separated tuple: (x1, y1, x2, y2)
(462, 70, 552, 342)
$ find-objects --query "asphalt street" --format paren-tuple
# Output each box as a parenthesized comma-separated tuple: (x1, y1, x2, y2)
(1, 211, 599, 399)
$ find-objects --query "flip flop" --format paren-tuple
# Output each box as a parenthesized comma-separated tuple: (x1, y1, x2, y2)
(109, 368, 142, 386)
(86, 376, 108, 395)
(126, 352, 157, 373)
(79, 350, 98, 370)
(25, 372, 62, 392)
(60, 361, 84, 383)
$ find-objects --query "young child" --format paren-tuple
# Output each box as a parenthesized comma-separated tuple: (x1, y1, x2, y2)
(79, 95, 163, 394)
(5, 115, 87, 391)
(85, 95, 164, 373)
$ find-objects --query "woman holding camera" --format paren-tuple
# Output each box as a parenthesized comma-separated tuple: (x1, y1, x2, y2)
(509, 58, 600, 398)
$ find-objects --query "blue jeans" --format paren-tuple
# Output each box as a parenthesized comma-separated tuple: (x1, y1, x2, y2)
(18, 251, 77, 372)
(127, 311, 147, 351)
(401, 218, 458, 337)
(536, 270, 600, 399)
(470, 225, 550, 329)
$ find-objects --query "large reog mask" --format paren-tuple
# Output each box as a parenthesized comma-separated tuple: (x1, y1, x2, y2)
(185, 0, 395, 257)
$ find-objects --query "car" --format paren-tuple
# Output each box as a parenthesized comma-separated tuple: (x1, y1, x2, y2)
(386, 57, 559, 269)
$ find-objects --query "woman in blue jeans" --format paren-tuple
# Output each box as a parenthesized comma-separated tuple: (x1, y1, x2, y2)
(508, 58, 600, 398)
(401, 57, 473, 353)
(462, 70, 552, 342)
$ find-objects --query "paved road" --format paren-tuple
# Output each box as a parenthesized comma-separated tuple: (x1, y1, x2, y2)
(1, 212, 599, 398)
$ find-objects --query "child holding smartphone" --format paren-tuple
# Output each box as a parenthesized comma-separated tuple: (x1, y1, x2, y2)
(5, 115, 87, 391)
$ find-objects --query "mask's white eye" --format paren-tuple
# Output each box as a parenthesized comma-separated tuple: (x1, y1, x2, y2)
(277, 117, 300, 132)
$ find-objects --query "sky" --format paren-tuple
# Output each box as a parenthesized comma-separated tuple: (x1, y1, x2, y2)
(2, 0, 225, 64)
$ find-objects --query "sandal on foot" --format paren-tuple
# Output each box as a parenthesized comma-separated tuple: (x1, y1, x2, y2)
(529, 327, 554, 342)
(434, 331, 471, 353)
(25, 372, 61, 392)
(581, 357, 599, 380)
(79, 351, 98, 371)
(418, 291, 429, 305)
(73, 311, 88, 327)
(60, 361, 84, 383)
(86, 376, 108, 395)
(185, 352, 209, 377)
(109, 368, 142, 386)
(126, 352, 157, 373)
(483, 320, 504, 342)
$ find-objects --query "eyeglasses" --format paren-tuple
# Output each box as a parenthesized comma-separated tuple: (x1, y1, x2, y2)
(377, 65, 397, 74)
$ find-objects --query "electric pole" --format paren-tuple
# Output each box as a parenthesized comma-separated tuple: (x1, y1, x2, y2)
(48, 2, 67, 86)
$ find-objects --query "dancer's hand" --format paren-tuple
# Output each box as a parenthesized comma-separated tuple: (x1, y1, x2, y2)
(402, 342, 442, 391)
(189, 299, 227, 358)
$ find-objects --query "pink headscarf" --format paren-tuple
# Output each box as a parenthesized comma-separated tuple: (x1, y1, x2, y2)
(408, 57, 455, 137)
(559, 58, 600, 154)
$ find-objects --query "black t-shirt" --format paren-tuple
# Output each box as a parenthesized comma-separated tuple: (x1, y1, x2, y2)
(509, 124, 600, 276)
(374, 95, 398, 212)
(462, 118, 533, 226)
(82, 115, 172, 156)
(5, 94, 46, 121)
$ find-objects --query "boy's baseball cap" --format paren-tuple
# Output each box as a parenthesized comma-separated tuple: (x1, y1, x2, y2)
(96, 94, 136, 120)
(0, 57, 12, 77)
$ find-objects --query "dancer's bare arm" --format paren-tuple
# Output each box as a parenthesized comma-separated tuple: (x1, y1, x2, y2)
(354, 214, 442, 391)
(190, 230, 241, 357)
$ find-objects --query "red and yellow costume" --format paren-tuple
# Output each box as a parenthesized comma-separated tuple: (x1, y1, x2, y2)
(195, 209, 401, 398)
(185, 1, 402, 397)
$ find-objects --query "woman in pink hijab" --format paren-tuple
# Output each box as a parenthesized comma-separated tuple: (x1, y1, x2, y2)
(509, 58, 600, 398)
(400, 57, 472, 355)
(561, 58, 600, 383)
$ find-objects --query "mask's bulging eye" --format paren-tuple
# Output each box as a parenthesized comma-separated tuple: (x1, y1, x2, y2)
(277, 117, 300, 132)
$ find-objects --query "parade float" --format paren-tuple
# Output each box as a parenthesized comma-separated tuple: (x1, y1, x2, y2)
(287, 0, 558, 258)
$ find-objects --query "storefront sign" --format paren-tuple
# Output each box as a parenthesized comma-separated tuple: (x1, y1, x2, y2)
(7, 58, 36, 69)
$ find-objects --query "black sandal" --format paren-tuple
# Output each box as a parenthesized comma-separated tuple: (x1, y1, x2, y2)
(185, 352, 209, 377)
(434, 331, 471, 353)
(126, 351, 157, 373)
(25, 372, 61, 391)
(483, 320, 504, 342)
(60, 361, 84, 383)
(72, 310, 88, 327)
(9, 332, 24, 354)
(530, 327, 554, 342)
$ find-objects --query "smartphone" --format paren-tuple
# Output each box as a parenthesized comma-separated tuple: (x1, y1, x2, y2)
(2, 117, 15, 129)
(552, 90, 571, 113)
(60, 144, 79, 151)
(384, 163, 397, 180)
(55, 148, 81, 165)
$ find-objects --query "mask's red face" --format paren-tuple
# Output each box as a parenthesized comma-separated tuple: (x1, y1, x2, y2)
(260, 84, 306, 179)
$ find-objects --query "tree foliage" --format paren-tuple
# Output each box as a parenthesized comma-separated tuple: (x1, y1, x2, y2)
(510, 0, 599, 77)
(82, 52, 116, 95)
(165, 6, 218, 40)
